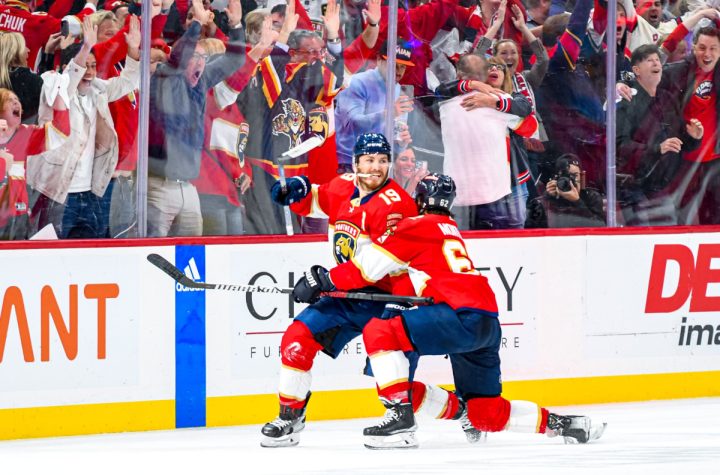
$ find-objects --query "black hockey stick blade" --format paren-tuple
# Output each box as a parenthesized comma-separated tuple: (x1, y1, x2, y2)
(146, 253, 215, 289)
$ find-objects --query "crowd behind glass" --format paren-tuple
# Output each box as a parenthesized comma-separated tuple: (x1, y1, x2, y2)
(1, 0, 719, 239)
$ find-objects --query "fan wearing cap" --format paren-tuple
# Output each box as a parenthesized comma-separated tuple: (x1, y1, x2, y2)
(334, 37, 415, 173)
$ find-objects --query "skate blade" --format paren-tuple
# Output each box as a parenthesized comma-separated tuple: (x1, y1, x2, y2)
(563, 421, 607, 444)
(465, 430, 488, 444)
(364, 432, 419, 450)
(260, 434, 300, 448)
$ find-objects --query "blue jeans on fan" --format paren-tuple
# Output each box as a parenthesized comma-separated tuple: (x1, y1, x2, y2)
(455, 183, 528, 230)
(61, 190, 104, 239)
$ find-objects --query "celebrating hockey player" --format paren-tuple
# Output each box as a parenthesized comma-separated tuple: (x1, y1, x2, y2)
(292, 173, 607, 449)
(261, 134, 477, 448)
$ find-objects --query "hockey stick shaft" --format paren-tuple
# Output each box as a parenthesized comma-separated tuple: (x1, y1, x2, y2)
(276, 137, 325, 237)
(277, 162, 295, 237)
(146, 254, 434, 305)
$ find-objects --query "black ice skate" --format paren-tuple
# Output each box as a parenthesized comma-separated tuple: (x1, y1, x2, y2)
(363, 398, 418, 449)
(546, 413, 607, 444)
(456, 400, 487, 444)
(260, 393, 311, 448)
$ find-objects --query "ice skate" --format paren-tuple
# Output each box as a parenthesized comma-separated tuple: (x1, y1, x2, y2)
(363, 398, 418, 449)
(260, 393, 311, 448)
(546, 413, 607, 444)
(457, 401, 487, 444)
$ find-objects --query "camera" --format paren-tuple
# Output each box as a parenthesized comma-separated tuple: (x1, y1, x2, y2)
(552, 154, 580, 193)
(554, 171, 576, 192)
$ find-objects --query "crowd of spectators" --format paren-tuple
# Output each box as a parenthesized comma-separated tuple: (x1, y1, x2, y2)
(1, 0, 720, 239)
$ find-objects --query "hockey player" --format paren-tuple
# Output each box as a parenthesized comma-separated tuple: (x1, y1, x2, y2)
(293, 173, 607, 449)
(260, 133, 474, 448)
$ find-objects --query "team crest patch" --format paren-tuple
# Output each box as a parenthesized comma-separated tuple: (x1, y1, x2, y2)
(272, 98, 306, 148)
(333, 221, 360, 263)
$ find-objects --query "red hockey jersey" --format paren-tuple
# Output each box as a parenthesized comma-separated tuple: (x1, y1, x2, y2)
(0, 1, 94, 71)
(329, 213, 498, 314)
(291, 174, 417, 269)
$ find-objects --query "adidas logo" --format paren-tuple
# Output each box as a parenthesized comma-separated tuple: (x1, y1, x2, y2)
(176, 257, 203, 292)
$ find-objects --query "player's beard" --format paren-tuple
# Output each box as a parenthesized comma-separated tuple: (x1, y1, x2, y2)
(357, 170, 388, 193)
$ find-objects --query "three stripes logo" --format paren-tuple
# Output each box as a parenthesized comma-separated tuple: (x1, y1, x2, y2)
(177, 257, 204, 292)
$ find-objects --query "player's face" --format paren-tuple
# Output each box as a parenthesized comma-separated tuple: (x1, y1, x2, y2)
(355, 153, 390, 192)
(694, 34, 720, 73)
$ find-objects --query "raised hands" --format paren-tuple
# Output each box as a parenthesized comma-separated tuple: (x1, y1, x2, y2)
(81, 15, 98, 49)
(259, 16, 279, 48)
(191, 0, 212, 26)
(364, 0, 381, 26)
(225, 0, 243, 28)
(125, 15, 141, 60)
(323, 0, 341, 40)
(278, 0, 300, 44)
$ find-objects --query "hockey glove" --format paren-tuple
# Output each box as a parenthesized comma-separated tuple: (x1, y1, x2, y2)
(292, 265, 336, 304)
(270, 175, 311, 206)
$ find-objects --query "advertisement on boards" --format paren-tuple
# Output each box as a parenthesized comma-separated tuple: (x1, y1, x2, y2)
(586, 234, 720, 372)
(0, 247, 174, 409)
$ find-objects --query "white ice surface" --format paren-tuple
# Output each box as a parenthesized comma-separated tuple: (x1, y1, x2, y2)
(3, 398, 719, 475)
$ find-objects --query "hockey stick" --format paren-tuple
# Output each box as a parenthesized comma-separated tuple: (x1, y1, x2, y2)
(277, 136, 325, 236)
(147, 253, 434, 305)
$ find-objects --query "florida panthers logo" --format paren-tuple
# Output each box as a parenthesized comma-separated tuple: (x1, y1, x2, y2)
(272, 98, 306, 148)
(237, 122, 249, 159)
(333, 221, 361, 264)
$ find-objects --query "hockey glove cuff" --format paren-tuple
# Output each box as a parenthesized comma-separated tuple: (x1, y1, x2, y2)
(270, 175, 311, 206)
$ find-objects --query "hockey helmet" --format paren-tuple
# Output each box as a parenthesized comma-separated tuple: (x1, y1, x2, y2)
(353, 133, 392, 163)
(415, 173, 456, 213)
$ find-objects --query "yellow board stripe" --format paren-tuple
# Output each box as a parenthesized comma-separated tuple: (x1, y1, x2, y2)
(0, 400, 175, 441)
(2, 371, 719, 439)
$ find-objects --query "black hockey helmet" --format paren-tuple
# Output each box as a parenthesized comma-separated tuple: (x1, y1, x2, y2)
(353, 133, 392, 163)
(415, 173, 456, 214)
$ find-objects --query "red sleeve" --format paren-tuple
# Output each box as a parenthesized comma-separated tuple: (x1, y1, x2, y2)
(48, 0, 78, 18)
(291, 176, 336, 218)
(152, 13, 168, 38)
(225, 56, 257, 93)
(213, 25, 228, 44)
(93, 22, 130, 77)
(25, 109, 70, 155)
(593, 0, 607, 35)
(662, 21, 689, 54)
(176, 0, 190, 19)
(343, 35, 374, 74)
(295, 0, 314, 31)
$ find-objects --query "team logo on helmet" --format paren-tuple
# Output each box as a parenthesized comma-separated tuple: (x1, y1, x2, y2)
(333, 221, 360, 263)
